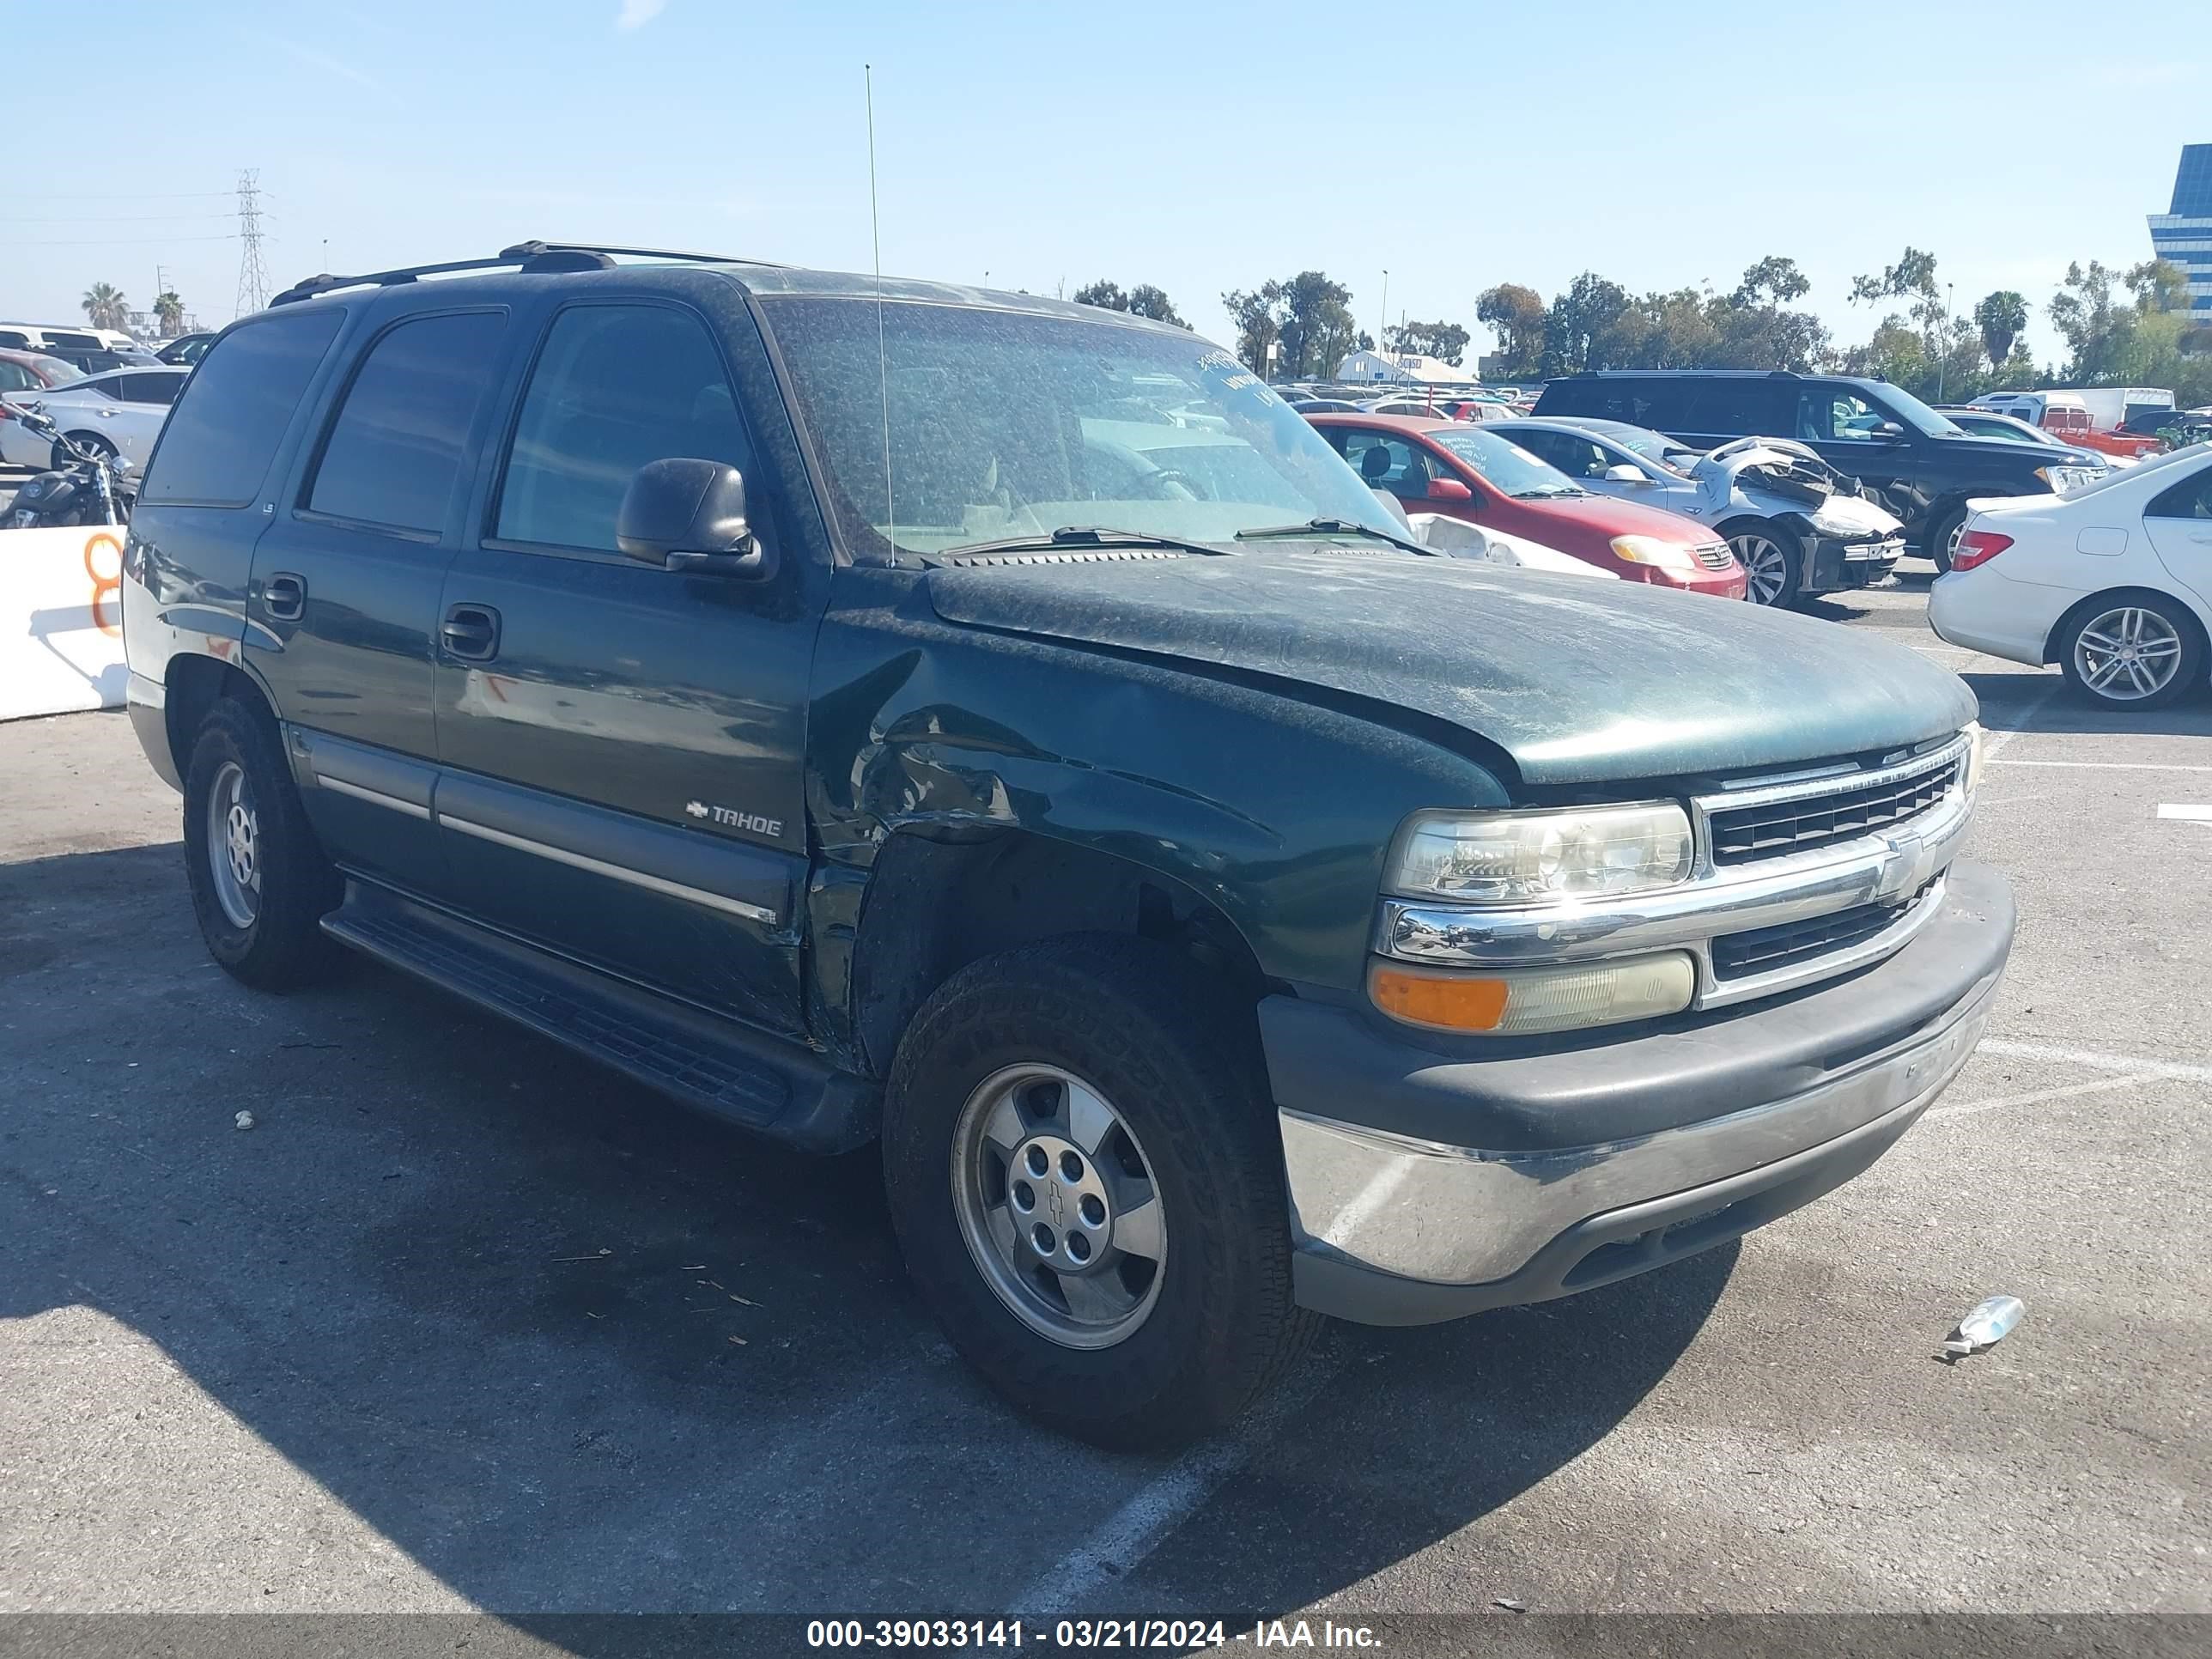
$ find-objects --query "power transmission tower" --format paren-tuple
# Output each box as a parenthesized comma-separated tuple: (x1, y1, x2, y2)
(234, 169, 270, 316)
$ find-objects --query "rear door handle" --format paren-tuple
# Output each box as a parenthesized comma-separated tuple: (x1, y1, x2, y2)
(264, 572, 306, 622)
(441, 603, 501, 661)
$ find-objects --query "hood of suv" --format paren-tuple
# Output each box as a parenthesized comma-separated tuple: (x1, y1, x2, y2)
(925, 547, 1973, 787)
(1930, 431, 2104, 471)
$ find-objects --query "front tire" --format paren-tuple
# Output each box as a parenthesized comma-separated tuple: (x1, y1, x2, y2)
(1723, 519, 1801, 608)
(181, 697, 343, 989)
(2058, 597, 2202, 710)
(56, 431, 116, 472)
(882, 936, 1319, 1449)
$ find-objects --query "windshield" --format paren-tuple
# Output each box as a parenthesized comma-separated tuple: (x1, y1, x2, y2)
(29, 354, 83, 386)
(1875, 383, 1966, 437)
(759, 299, 1401, 556)
(1606, 424, 1698, 474)
(1426, 425, 1586, 497)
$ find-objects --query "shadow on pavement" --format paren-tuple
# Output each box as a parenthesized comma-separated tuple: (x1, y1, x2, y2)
(1963, 669, 2212, 739)
(3, 841, 1729, 1630)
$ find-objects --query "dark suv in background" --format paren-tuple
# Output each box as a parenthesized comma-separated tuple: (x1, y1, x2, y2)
(118, 245, 2011, 1448)
(1534, 369, 2110, 570)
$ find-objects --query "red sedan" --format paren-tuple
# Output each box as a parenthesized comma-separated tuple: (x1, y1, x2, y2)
(1307, 412, 1747, 598)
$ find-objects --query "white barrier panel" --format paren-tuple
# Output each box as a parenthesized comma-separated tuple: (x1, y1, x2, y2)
(0, 524, 130, 721)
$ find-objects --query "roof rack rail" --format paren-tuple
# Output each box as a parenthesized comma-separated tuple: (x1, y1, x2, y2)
(269, 240, 785, 307)
(498, 240, 787, 270)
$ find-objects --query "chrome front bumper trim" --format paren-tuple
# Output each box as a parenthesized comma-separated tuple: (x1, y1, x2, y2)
(1279, 980, 1991, 1289)
(1377, 735, 1972, 1009)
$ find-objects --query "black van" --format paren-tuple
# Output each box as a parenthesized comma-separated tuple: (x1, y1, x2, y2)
(1534, 369, 2111, 569)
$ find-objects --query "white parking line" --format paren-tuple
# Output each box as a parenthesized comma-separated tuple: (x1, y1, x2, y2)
(1990, 759, 2212, 774)
(1923, 1073, 2141, 1124)
(2157, 803, 2212, 822)
(1016, 1354, 1345, 1616)
(1974, 1037, 2212, 1085)
(1979, 682, 2062, 763)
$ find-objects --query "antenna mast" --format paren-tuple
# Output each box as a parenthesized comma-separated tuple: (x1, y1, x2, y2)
(234, 169, 270, 316)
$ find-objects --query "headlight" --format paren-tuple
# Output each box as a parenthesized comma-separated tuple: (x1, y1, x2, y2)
(1370, 953, 1698, 1036)
(1387, 803, 1694, 905)
(2035, 464, 2100, 493)
(1608, 533, 1698, 570)
(1958, 723, 1985, 801)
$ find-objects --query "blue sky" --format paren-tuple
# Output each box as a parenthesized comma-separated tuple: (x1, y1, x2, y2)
(6, 1, 2205, 368)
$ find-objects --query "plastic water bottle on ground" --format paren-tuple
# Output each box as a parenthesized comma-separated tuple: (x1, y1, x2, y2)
(1942, 1295, 2024, 1358)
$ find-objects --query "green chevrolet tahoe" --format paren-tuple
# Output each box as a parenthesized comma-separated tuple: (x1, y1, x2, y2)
(118, 244, 2014, 1448)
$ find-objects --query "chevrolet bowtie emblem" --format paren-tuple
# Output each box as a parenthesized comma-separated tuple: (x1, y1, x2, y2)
(684, 800, 710, 819)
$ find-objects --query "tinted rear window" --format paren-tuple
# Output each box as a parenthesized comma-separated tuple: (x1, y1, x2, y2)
(139, 310, 344, 507)
(1535, 378, 1688, 428)
(307, 311, 507, 535)
(1680, 380, 1790, 434)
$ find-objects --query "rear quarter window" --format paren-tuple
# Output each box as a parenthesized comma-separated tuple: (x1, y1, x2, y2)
(139, 309, 345, 507)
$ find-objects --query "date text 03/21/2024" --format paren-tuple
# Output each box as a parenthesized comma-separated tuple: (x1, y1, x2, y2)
(804, 1620, 1383, 1649)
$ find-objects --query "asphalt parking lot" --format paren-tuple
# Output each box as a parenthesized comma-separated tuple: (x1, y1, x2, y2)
(2, 574, 2208, 1636)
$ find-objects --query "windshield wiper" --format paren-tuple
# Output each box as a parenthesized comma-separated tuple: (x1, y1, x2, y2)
(1511, 485, 1585, 500)
(1235, 518, 1430, 556)
(930, 526, 1231, 562)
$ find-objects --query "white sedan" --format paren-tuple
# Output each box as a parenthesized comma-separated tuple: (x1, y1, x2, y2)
(0, 365, 188, 473)
(1928, 444, 2212, 708)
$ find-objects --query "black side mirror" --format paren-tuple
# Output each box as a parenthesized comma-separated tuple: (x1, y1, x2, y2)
(616, 458, 776, 580)
(1874, 420, 1905, 440)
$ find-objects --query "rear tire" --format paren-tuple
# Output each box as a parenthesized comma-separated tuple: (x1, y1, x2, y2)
(1924, 503, 1967, 575)
(181, 697, 343, 990)
(882, 935, 1320, 1450)
(2057, 596, 2203, 711)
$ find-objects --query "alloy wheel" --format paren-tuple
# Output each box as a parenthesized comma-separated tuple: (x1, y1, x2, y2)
(2074, 606, 2184, 702)
(950, 1063, 1166, 1350)
(1729, 532, 1790, 605)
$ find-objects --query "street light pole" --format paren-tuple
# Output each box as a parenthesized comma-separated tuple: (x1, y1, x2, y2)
(1378, 269, 1389, 364)
(1938, 282, 1954, 402)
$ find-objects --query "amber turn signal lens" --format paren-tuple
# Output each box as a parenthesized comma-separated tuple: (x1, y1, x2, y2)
(1369, 952, 1698, 1036)
(1368, 965, 1511, 1032)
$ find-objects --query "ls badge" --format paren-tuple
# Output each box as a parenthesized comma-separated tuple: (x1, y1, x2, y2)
(684, 799, 784, 837)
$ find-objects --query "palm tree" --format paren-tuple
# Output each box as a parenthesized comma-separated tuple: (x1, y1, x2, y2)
(153, 290, 185, 335)
(81, 283, 128, 331)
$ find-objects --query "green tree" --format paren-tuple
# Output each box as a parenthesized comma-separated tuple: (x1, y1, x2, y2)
(1125, 284, 1188, 328)
(1540, 272, 1630, 374)
(1972, 291, 2028, 369)
(1072, 280, 1188, 327)
(153, 290, 185, 335)
(1224, 272, 1361, 379)
(1383, 319, 1470, 367)
(81, 282, 128, 331)
(1730, 256, 1812, 307)
(1274, 271, 1360, 380)
(1474, 283, 1546, 375)
(2048, 261, 2125, 380)
(1221, 286, 1280, 374)
(2125, 258, 2190, 314)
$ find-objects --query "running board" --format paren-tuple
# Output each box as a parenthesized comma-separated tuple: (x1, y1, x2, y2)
(321, 885, 877, 1153)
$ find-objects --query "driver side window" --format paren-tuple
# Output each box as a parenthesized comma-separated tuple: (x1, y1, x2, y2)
(1518, 429, 1608, 478)
(1800, 390, 1886, 443)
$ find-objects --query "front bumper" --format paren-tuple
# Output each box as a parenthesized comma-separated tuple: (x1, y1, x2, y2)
(1802, 532, 1904, 595)
(1268, 860, 2014, 1325)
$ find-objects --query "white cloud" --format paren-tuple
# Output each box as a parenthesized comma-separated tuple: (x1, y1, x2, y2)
(616, 0, 667, 29)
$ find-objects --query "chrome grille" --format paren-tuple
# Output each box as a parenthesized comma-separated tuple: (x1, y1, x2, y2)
(1708, 757, 1959, 866)
(1711, 883, 1935, 980)
(1692, 541, 1734, 571)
